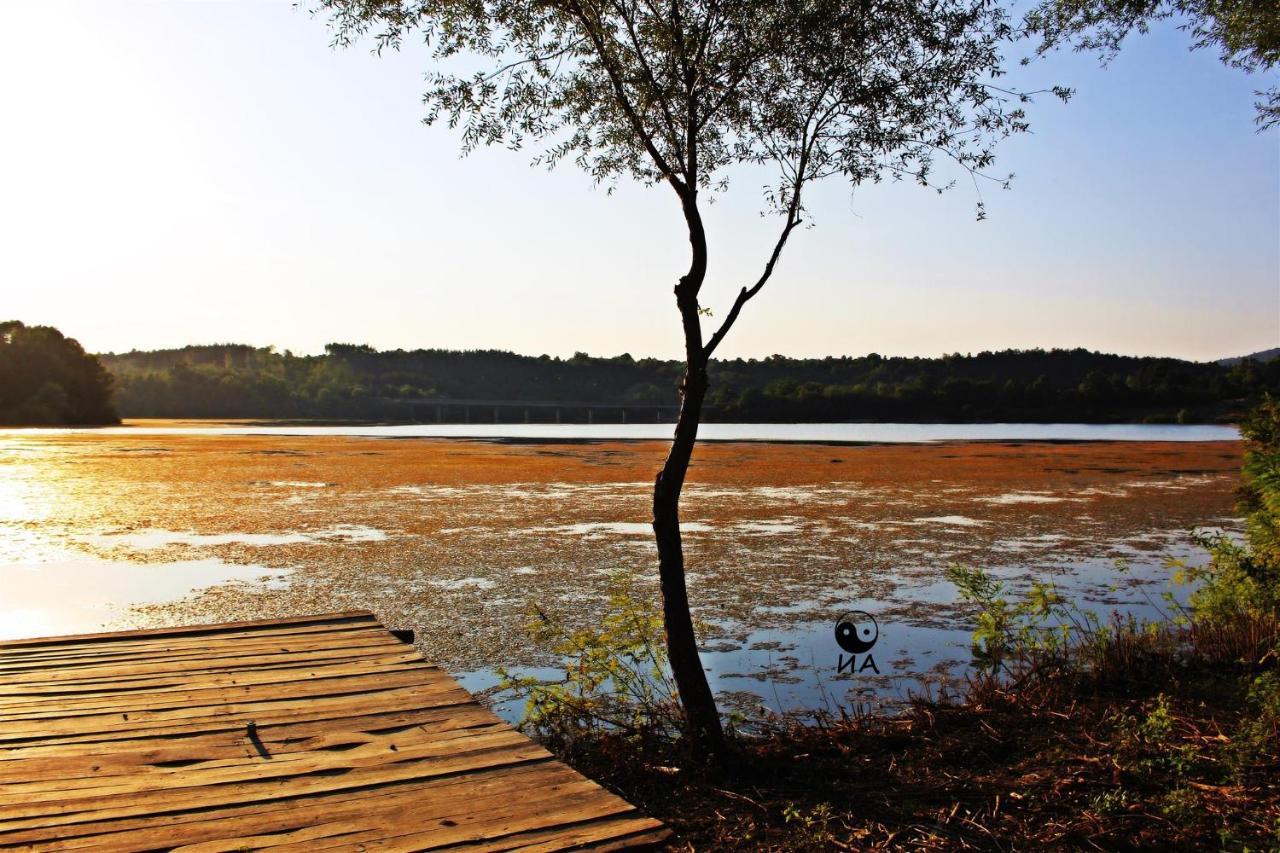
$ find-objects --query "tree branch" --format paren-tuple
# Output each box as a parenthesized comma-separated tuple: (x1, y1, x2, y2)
(701, 208, 801, 360)
(607, 0, 685, 170)
(563, 1, 689, 194)
(703, 82, 830, 359)
(480, 38, 586, 83)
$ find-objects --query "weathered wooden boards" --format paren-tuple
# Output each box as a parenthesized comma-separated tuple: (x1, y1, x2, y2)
(0, 611, 669, 851)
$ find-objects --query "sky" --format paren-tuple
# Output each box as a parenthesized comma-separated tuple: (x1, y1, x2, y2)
(0, 1, 1276, 363)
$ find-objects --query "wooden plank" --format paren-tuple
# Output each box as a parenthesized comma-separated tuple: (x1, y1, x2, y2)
(0, 629, 405, 677)
(0, 645, 425, 697)
(0, 612, 669, 851)
(0, 653, 430, 716)
(0, 647, 424, 699)
(240, 792, 646, 852)
(0, 716, 513, 792)
(20, 762, 621, 851)
(0, 611, 380, 651)
(0, 709, 504, 785)
(0, 690, 479, 750)
(0, 728, 538, 806)
(292, 792, 645, 852)
(0, 675, 472, 737)
(0, 618, 387, 659)
(0, 740, 553, 830)
(0, 704, 495, 766)
(0, 627, 405, 673)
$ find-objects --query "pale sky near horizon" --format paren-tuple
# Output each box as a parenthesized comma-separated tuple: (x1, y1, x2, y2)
(0, 1, 1276, 363)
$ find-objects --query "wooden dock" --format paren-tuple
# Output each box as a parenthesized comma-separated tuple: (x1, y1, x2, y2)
(0, 611, 669, 851)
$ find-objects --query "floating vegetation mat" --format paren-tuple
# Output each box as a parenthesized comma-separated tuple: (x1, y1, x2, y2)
(0, 432, 1242, 714)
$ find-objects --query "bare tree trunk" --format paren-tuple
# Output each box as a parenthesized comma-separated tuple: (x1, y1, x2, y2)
(653, 354, 724, 755)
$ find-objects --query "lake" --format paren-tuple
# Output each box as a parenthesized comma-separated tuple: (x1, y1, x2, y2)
(0, 422, 1243, 721)
(4, 420, 1241, 442)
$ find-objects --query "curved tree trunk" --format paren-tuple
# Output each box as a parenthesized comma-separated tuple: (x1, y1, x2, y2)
(653, 182, 725, 754)
(653, 355, 724, 755)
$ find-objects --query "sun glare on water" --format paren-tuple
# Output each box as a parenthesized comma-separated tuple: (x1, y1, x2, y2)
(0, 436, 292, 640)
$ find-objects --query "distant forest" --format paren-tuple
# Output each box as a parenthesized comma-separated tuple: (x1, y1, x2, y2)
(99, 343, 1280, 423)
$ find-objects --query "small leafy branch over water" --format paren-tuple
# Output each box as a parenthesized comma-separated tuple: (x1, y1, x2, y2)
(495, 399, 1280, 849)
(496, 572, 685, 748)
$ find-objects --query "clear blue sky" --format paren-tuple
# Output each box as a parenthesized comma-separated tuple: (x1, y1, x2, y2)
(1, 1, 1276, 362)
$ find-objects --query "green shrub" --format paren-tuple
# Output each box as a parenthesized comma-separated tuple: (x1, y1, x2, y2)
(946, 564, 1091, 679)
(496, 571, 684, 746)
(1227, 671, 1280, 780)
(1193, 396, 1280, 620)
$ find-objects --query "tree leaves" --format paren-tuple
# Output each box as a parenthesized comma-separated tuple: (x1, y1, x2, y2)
(313, 0, 1046, 204)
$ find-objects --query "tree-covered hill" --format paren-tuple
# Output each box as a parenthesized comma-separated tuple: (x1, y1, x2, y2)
(0, 321, 118, 425)
(1219, 348, 1280, 367)
(98, 343, 1280, 423)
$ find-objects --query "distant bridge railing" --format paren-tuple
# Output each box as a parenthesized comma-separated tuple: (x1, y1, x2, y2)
(383, 397, 679, 424)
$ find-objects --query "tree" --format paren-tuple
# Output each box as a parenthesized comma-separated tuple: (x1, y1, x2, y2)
(1026, 0, 1279, 127)
(315, 0, 1056, 754)
(0, 321, 117, 425)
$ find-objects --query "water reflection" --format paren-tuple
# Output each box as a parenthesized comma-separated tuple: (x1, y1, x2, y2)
(0, 420, 1242, 442)
(460, 533, 1218, 725)
(0, 552, 290, 640)
(79, 525, 387, 549)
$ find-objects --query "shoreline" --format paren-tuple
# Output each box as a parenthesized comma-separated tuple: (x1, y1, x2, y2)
(0, 418, 1242, 445)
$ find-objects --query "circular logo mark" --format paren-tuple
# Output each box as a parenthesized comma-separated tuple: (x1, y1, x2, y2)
(834, 611, 878, 654)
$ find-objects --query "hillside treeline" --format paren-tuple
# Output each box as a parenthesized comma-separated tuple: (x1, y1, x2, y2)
(0, 321, 118, 425)
(99, 343, 1280, 422)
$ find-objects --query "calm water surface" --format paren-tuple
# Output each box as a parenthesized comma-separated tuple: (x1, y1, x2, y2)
(2, 420, 1241, 442)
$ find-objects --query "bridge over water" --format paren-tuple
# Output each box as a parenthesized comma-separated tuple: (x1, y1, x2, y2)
(390, 397, 679, 424)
